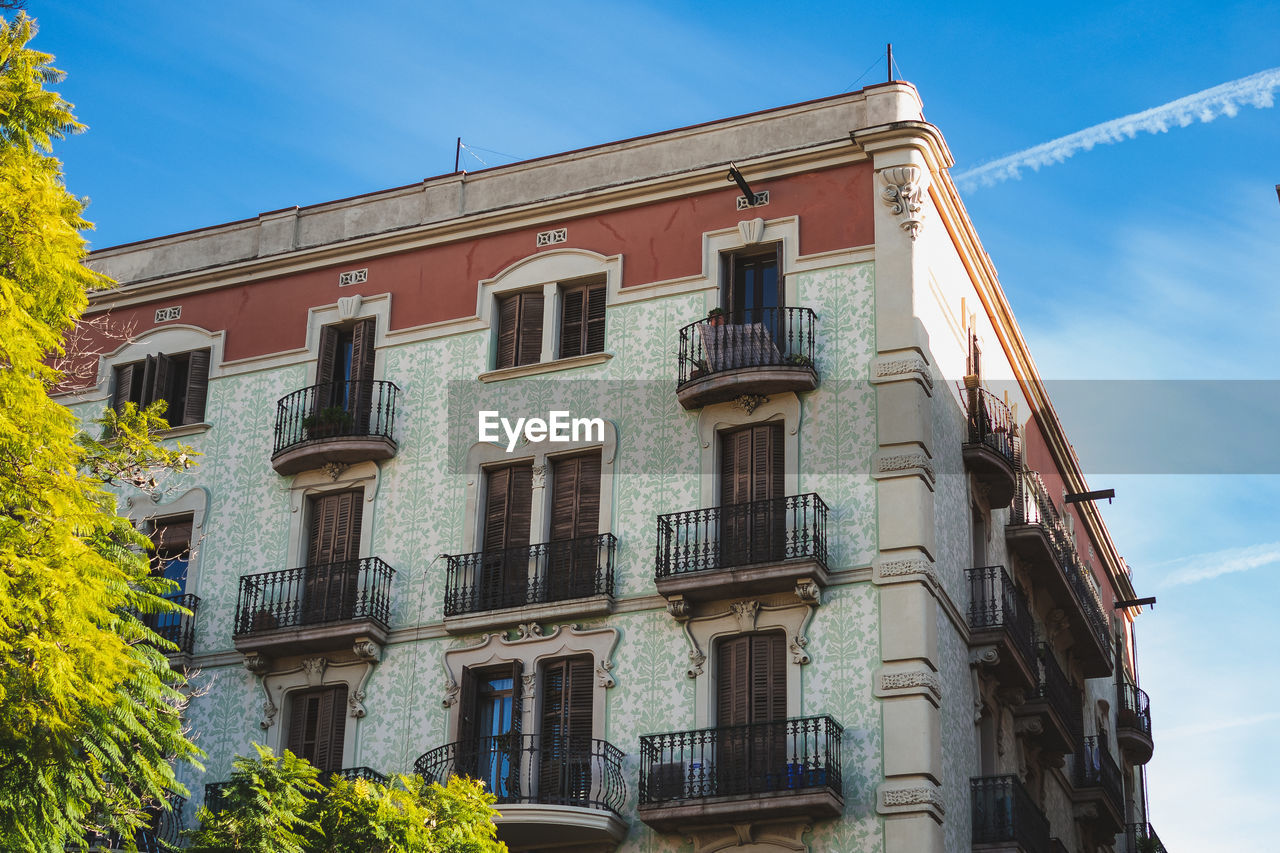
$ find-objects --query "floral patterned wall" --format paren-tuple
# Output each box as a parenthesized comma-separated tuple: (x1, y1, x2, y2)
(71, 260, 887, 850)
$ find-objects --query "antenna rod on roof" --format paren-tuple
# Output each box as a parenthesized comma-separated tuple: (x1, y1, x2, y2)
(455, 137, 462, 174)
(887, 43, 893, 82)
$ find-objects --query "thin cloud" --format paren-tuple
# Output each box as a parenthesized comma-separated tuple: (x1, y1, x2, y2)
(1157, 540, 1280, 587)
(1161, 711, 1280, 741)
(954, 66, 1280, 189)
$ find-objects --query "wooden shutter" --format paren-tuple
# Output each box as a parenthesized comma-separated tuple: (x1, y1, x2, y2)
(720, 423, 783, 506)
(286, 693, 308, 757)
(152, 353, 172, 414)
(496, 296, 519, 369)
(518, 292, 544, 366)
(559, 281, 606, 359)
(716, 632, 785, 726)
(456, 666, 479, 774)
(113, 363, 136, 413)
(350, 318, 376, 382)
(183, 349, 210, 424)
(317, 325, 341, 386)
(484, 465, 534, 552)
(308, 490, 363, 565)
(139, 355, 158, 407)
(717, 635, 752, 727)
(313, 685, 348, 772)
(549, 452, 601, 540)
(539, 656, 593, 798)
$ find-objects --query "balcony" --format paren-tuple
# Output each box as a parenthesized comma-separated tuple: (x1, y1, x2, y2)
(1124, 822, 1168, 853)
(655, 493, 829, 603)
(1006, 472, 1113, 677)
(962, 385, 1018, 508)
(1116, 682, 1154, 765)
(415, 734, 627, 849)
(443, 534, 616, 632)
(675, 307, 818, 410)
(1015, 644, 1083, 760)
(87, 792, 185, 853)
(139, 592, 200, 665)
(205, 767, 386, 813)
(637, 715, 843, 831)
(967, 566, 1037, 692)
(232, 558, 393, 657)
(971, 775, 1050, 853)
(1071, 736, 1124, 835)
(271, 379, 399, 475)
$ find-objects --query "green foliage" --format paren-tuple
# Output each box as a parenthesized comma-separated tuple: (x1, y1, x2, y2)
(189, 747, 507, 853)
(186, 745, 323, 853)
(0, 11, 201, 850)
(301, 406, 354, 434)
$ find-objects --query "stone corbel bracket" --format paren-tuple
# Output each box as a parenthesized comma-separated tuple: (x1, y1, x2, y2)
(878, 164, 930, 240)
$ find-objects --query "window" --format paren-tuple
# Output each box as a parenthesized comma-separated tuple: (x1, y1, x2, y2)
(494, 278, 606, 370)
(538, 656, 594, 801)
(285, 685, 348, 773)
(716, 632, 786, 789)
(303, 490, 364, 623)
(547, 451, 602, 601)
(112, 348, 210, 426)
(558, 280, 606, 359)
(457, 663, 521, 797)
(719, 423, 785, 565)
(317, 318, 375, 407)
(495, 292, 544, 370)
(147, 514, 193, 594)
(722, 247, 781, 321)
(480, 464, 534, 609)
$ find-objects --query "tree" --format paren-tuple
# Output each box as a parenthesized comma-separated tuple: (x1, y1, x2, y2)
(188, 746, 508, 853)
(0, 12, 200, 850)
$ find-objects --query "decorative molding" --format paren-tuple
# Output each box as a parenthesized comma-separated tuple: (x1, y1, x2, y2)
(535, 227, 567, 247)
(870, 353, 934, 392)
(666, 596, 691, 622)
(736, 216, 767, 243)
(336, 293, 363, 319)
(879, 669, 943, 700)
(789, 633, 810, 665)
(515, 622, 544, 640)
(688, 820, 807, 853)
(321, 461, 349, 481)
(878, 164, 929, 240)
(596, 659, 615, 688)
(795, 578, 821, 606)
(730, 393, 770, 414)
(337, 268, 368, 287)
(730, 599, 760, 632)
(968, 645, 1000, 669)
(348, 687, 367, 719)
(873, 555, 941, 588)
(735, 191, 770, 212)
(154, 305, 182, 323)
(352, 639, 381, 662)
(301, 656, 328, 686)
(521, 673, 537, 700)
(873, 451, 936, 484)
(529, 464, 546, 489)
(878, 782, 946, 819)
(243, 652, 271, 675)
(260, 696, 278, 731)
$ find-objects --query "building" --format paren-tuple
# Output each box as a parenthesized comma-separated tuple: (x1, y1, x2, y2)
(64, 81, 1163, 853)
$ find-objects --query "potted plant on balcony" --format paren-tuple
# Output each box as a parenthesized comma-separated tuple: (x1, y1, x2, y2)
(302, 406, 354, 439)
(705, 307, 726, 326)
(688, 358, 711, 380)
(784, 352, 814, 368)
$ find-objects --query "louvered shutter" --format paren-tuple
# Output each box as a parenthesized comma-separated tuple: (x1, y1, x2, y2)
(506, 465, 533, 550)
(496, 296, 519, 369)
(140, 355, 158, 407)
(482, 466, 532, 608)
(113, 363, 135, 413)
(457, 667, 479, 776)
(518, 292, 544, 366)
(313, 685, 348, 772)
(183, 349, 210, 424)
(152, 353, 172, 416)
(549, 453, 601, 599)
(584, 283, 606, 355)
(560, 287, 585, 359)
(317, 325, 340, 386)
(350, 319, 376, 431)
(286, 693, 308, 757)
(539, 657, 593, 800)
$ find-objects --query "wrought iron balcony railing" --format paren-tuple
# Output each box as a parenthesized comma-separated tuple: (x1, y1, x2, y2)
(1125, 822, 1168, 853)
(971, 775, 1050, 853)
(964, 385, 1017, 465)
(88, 792, 185, 853)
(638, 715, 842, 805)
(677, 306, 817, 387)
(1118, 682, 1152, 737)
(233, 557, 394, 636)
(967, 565, 1036, 667)
(656, 493, 828, 578)
(273, 379, 399, 456)
(444, 534, 616, 617)
(139, 592, 200, 656)
(414, 734, 626, 816)
(1074, 736, 1123, 814)
(1034, 643, 1084, 741)
(1012, 471, 1113, 670)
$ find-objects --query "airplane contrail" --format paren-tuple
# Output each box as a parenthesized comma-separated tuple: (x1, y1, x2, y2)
(953, 66, 1280, 190)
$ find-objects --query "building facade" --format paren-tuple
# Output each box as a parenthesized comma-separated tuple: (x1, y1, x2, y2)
(65, 82, 1162, 852)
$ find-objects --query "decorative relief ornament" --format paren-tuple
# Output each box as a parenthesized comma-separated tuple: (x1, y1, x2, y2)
(243, 652, 271, 675)
(737, 217, 766, 244)
(348, 688, 367, 718)
(730, 599, 760, 632)
(515, 622, 544, 639)
(530, 464, 546, 488)
(352, 640, 381, 662)
(301, 657, 328, 686)
(878, 164, 929, 240)
(322, 462, 349, 481)
(731, 394, 769, 415)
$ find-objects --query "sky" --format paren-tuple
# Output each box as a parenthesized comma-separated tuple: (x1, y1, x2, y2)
(27, 1, 1280, 848)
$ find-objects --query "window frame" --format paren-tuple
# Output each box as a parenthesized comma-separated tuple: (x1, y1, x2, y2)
(111, 347, 211, 427)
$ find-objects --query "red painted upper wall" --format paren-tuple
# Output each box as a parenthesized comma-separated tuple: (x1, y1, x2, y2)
(1021, 413, 1117, 608)
(83, 163, 873, 363)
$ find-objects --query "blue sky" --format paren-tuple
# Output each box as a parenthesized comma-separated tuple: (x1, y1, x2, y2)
(30, 1, 1280, 848)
